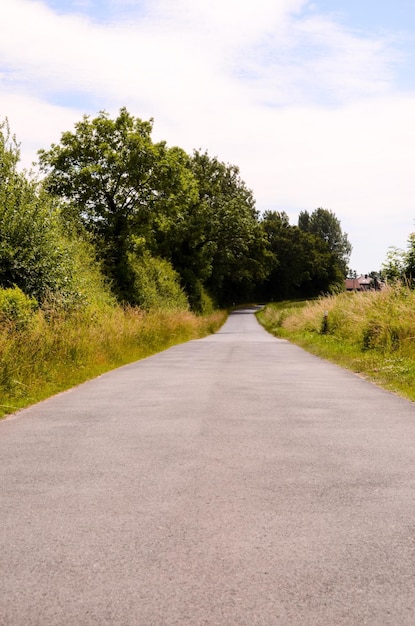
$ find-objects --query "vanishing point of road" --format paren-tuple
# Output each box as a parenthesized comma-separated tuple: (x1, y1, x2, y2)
(2, 308, 415, 625)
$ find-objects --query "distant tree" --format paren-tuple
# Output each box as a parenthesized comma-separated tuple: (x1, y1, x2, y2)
(260, 210, 344, 299)
(298, 208, 352, 275)
(404, 233, 415, 284)
(380, 234, 415, 287)
(381, 246, 406, 283)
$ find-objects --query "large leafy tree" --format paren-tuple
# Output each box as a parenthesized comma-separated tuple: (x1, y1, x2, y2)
(184, 151, 267, 304)
(38, 108, 196, 302)
(151, 150, 270, 308)
(187, 151, 270, 305)
(298, 208, 352, 275)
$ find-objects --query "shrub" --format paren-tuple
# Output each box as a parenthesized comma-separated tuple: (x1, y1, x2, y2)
(0, 287, 37, 329)
(128, 251, 189, 311)
(0, 120, 82, 304)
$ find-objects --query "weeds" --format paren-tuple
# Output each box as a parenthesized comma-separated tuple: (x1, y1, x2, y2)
(0, 304, 226, 418)
(257, 285, 415, 402)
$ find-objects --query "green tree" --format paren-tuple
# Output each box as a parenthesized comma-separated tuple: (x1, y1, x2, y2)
(381, 246, 406, 283)
(0, 120, 78, 303)
(381, 235, 415, 287)
(187, 151, 270, 306)
(38, 108, 197, 303)
(298, 208, 352, 275)
(404, 233, 415, 284)
(151, 150, 270, 308)
(260, 210, 344, 299)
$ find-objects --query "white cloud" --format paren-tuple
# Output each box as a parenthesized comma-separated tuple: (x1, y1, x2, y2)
(1, 0, 414, 271)
(1, 0, 397, 104)
(0, 90, 83, 167)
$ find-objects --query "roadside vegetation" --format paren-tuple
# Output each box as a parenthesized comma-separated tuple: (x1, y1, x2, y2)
(257, 285, 415, 402)
(0, 289, 225, 417)
(0, 110, 354, 417)
(2, 102, 415, 418)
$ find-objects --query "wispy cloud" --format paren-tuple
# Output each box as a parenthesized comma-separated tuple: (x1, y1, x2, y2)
(1, 0, 400, 104)
(1, 0, 415, 270)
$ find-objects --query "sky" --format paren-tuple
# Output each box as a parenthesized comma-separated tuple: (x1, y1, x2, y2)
(2, 0, 415, 274)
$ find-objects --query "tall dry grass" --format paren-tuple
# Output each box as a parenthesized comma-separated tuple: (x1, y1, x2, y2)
(258, 285, 415, 401)
(0, 305, 226, 417)
(278, 285, 415, 354)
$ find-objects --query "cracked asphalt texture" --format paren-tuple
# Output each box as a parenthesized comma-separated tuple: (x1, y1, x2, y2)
(2, 307, 415, 625)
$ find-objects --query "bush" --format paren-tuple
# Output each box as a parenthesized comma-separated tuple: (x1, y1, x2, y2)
(0, 287, 37, 329)
(128, 251, 189, 311)
(0, 120, 82, 304)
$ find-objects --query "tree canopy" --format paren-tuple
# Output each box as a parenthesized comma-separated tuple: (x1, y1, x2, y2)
(38, 112, 273, 307)
(0, 110, 354, 310)
(38, 108, 197, 302)
(259, 210, 345, 299)
(298, 208, 352, 275)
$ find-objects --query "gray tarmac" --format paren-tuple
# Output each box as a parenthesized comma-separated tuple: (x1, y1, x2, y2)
(1, 307, 415, 625)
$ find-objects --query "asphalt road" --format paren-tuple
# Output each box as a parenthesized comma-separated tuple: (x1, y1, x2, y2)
(2, 307, 415, 625)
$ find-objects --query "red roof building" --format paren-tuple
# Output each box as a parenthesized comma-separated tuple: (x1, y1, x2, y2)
(345, 275, 374, 291)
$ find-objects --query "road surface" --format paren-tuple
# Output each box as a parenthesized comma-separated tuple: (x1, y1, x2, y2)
(2, 307, 415, 625)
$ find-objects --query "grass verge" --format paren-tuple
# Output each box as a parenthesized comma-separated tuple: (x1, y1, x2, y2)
(0, 306, 226, 418)
(257, 288, 415, 402)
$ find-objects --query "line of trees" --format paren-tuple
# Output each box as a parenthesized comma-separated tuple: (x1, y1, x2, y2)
(1, 109, 352, 312)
